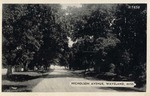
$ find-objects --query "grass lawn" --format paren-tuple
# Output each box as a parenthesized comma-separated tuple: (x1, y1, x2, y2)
(2, 68, 50, 92)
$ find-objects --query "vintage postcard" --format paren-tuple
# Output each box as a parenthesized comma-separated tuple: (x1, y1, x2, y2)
(0, 0, 149, 96)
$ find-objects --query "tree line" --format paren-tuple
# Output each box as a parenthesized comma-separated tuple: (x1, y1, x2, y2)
(2, 4, 146, 87)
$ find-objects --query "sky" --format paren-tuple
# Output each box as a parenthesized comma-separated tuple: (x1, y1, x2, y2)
(67, 37, 77, 48)
(61, 4, 82, 47)
(61, 4, 82, 10)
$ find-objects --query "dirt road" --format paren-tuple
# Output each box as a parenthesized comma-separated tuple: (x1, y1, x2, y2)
(3, 65, 140, 92)
(32, 65, 116, 92)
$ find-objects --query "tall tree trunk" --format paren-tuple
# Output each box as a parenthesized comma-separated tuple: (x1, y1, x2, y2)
(7, 65, 13, 76)
(24, 63, 28, 71)
(94, 64, 100, 73)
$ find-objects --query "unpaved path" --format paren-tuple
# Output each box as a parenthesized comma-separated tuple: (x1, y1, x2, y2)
(32, 66, 116, 92)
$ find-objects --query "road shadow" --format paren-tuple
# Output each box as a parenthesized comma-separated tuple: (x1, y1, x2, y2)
(42, 74, 83, 78)
(2, 85, 31, 92)
(2, 69, 54, 92)
(98, 87, 145, 92)
(2, 69, 54, 82)
(2, 74, 46, 82)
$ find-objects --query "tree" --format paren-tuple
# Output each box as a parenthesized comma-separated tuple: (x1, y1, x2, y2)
(67, 4, 120, 72)
(113, 4, 146, 86)
(3, 4, 30, 75)
(2, 4, 64, 75)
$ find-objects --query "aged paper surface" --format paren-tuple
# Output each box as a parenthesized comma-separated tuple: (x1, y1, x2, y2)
(0, 0, 149, 96)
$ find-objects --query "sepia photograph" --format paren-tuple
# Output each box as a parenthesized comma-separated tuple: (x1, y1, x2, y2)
(2, 4, 147, 92)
